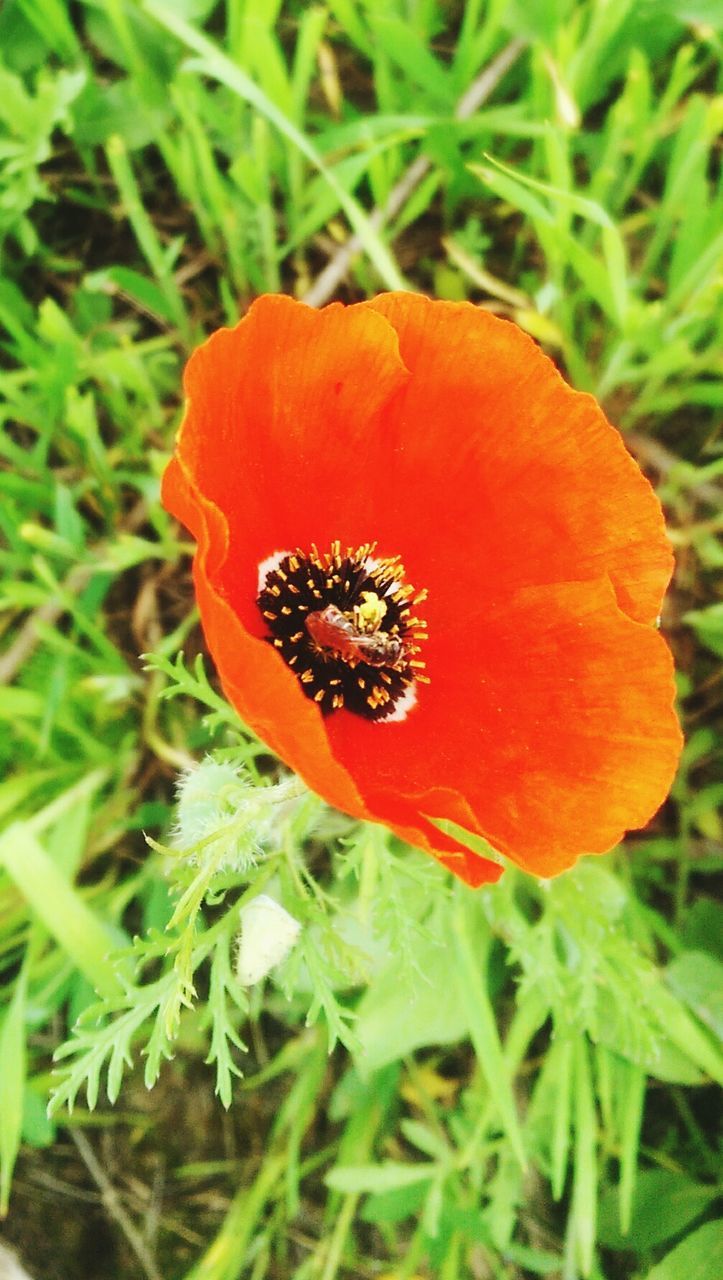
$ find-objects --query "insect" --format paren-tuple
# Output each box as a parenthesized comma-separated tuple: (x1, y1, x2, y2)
(305, 604, 404, 668)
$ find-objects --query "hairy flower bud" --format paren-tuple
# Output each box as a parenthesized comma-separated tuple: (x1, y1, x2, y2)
(236, 895, 301, 985)
(172, 758, 302, 873)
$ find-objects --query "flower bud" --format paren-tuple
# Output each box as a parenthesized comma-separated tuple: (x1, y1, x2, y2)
(236, 895, 301, 986)
(173, 758, 265, 872)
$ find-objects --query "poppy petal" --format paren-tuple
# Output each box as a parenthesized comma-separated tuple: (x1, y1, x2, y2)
(174, 293, 410, 574)
(327, 576, 682, 876)
(362, 293, 672, 627)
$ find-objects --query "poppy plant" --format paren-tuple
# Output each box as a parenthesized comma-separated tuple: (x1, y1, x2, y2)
(162, 293, 682, 887)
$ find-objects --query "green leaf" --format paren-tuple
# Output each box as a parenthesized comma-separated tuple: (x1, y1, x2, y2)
(599, 1170, 720, 1250)
(684, 603, 723, 658)
(681, 900, 723, 960)
(655, 0, 723, 20)
(71, 78, 171, 149)
(666, 952, 723, 1041)
(595, 986, 706, 1086)
(0, 966, 27, 1214)
(652, 985, 723, 1085)
(647, 1220, 723, 1280)
(505, 0, 568, 42)
(21, 1087, 55, 1149)
(354, 939, 468, 1073)
(327, 1161, 436, 1194)
(369, 15, 452, 106)
(360, 1180, 429, 1225)
(84, 266, 181, 324)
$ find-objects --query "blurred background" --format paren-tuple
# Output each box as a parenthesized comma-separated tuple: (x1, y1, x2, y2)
(0, 2, 721, 1278)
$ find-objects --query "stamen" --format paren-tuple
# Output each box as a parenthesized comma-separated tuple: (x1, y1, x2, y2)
(256, 541, 428, 722)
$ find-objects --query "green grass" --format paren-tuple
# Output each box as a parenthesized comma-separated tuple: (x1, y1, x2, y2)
(1, 1, 722, 1277)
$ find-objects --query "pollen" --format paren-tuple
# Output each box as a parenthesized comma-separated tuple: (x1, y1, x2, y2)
(354, 591, 387, 633)
(256, 541, 428, 721)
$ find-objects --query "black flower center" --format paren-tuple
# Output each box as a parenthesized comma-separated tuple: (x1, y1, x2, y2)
(257, 541, 429, 721)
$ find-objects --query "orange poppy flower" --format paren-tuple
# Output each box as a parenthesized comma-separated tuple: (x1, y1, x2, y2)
(162, 293, 682, 887)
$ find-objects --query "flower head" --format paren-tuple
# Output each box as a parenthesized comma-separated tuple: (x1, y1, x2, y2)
(162, 293, 682, 886)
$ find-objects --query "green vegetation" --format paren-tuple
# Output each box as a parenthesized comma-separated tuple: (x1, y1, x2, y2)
(1, 1, 721, 1277)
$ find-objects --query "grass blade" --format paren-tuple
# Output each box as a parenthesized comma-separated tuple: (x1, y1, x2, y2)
(0, 824, 125, 1000)
(453, 890, 526, 1170)
(141, 0, 407, 294)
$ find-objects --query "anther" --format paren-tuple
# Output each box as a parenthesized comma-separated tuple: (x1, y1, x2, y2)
(257, 540, 429, 721)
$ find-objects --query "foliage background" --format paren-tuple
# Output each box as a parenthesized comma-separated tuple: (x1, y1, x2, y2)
(0, 1, 721, 1277)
